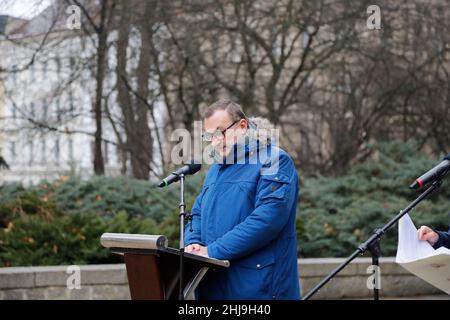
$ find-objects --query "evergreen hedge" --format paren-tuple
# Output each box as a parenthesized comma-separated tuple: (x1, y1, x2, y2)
(297, 142, 450, 257)
(0, 142, 448, 266)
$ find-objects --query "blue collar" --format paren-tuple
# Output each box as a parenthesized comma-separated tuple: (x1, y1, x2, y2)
(217, 139, 268, 166)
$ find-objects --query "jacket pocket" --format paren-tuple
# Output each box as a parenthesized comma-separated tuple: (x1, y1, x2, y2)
(259, 172, 291, 200)
(234, 251, 275, 269)
(230, 252, 275, 299)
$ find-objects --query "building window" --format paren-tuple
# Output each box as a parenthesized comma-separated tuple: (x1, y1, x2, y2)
(43, 99, 48, 120)
(70, 57, 76, 74)
(56, 98, 61, 122)
(90, 141, 95, 165)
(55, 57, 61, 76)
(68, 137, 74, 161)
(9, 142, 16, 163)
(69, 91, 74, 115)
(30, 63, 35, 82)
(11, 102, 17, 119)
(11, 65, 17, 85)
(104, 142, 109, 164)
(30, 102, 35, 118)
(42, 61, 47, 78)
(41, 139, 46, 163)
(55, 137, 60, 164)
(28, 141, 34, 165)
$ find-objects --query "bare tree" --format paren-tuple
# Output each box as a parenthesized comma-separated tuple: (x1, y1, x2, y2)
(2, 0, 450, 180)
(70, 0, 116, 175)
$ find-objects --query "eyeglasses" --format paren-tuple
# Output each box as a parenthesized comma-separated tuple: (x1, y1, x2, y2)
(202, 119, 240, 142)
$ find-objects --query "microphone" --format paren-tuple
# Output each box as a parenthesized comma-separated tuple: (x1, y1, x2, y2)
(157, 162, 201, 188)
(409, 153, 450, 189)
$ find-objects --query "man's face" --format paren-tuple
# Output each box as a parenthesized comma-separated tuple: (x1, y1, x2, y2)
(204, 110, 248, 157)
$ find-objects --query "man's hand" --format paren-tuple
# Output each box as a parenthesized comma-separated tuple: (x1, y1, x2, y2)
(185, 243, 209, 257)
(196, 245, 209, 257)
(185, 243, 201, 254)
(418, 225, 439, 246)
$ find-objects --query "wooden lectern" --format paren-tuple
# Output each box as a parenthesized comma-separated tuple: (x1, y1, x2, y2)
(101, 233, 229, 300)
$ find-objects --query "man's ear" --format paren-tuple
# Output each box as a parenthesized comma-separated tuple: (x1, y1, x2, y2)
(240, 119, 248, 131)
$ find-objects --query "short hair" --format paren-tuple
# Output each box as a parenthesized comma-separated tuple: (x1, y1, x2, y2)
(203, 99, 248, 122)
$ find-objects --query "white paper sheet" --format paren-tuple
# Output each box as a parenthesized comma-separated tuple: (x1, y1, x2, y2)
(395, 213, 450, 294)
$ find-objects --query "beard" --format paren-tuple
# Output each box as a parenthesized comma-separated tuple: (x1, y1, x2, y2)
(210, 133, 250, 164)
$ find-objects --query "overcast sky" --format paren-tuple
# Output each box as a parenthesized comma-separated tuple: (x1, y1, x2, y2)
(0, 0, 52, 19)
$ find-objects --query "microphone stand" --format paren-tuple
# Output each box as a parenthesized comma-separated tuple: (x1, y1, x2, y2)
(178, 173, 186, 300)
(303, 179, 443, 300)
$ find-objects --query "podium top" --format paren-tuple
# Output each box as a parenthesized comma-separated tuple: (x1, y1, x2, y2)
(101, 233, 168, 250)
(101, 233, 230, 268)
(165, 247, 230, 268)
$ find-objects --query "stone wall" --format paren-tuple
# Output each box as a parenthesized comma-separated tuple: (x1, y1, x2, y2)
(0, 257, 445, 300)
(0, 264, 130, 300)
(299, 257, 443, 299)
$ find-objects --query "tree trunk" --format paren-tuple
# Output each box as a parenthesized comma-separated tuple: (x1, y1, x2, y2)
(115, 0, 153, 180)
(93, 0, 109, 175)
(131, 1, 153, 180)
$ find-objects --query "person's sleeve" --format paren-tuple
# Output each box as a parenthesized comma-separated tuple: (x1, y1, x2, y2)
(184, 185, 206, 247)
(207, 153, 298, 260)
(432, 228, 450, 249)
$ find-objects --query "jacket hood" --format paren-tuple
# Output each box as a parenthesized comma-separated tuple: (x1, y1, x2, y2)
(246, 117, 276, 147)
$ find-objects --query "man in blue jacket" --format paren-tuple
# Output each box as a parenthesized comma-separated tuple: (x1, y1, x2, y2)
(184, 99, 301, 300)
(418, 225, 450, 249)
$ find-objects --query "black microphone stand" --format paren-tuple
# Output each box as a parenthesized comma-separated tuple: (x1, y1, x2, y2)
(177, 173, 186, 300)
(303, 179, 443, 300)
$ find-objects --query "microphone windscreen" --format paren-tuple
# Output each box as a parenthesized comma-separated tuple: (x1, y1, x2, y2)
(187, 163, 201, 174)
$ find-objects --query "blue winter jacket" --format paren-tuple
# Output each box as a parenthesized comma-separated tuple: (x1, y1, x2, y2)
(433, 228, 450, 249)
(184, 139, 301, 300)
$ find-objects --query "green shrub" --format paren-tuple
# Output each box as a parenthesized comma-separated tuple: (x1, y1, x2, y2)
(0, 211, 160, 267)
(1, 174, 205, 224)
(0, 175, 203, 267)
(297, 142, 450, 257)
(0, 141, 449, 266)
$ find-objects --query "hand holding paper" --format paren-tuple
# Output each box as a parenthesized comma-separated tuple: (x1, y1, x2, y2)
(396, 214, 450, 294)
